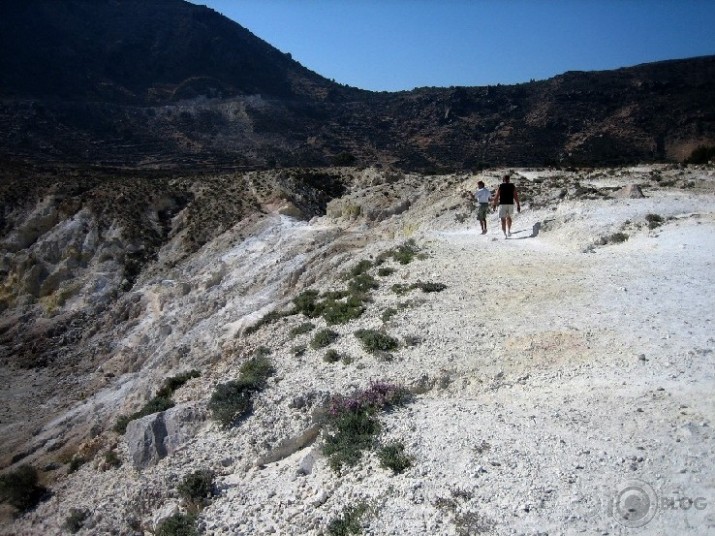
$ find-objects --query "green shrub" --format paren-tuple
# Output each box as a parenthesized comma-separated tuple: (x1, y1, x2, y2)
(606, 232, 629, 244)
(377, 267, 395, 277)
(208, 380, 253, 427)
(0, 464, 47, 512)
(381, 307, 398, 322)
(178, 469, 215, 507)
(348, 274, 378, 294)
(311, 328, 339, 349)
(321, 298, 366, 325)
(244, 309, 290, 335)
(292, 344, 307, 357)
(155, 513, 198, 536)
(645, 213, 664, 229)
(378, 442, 413, 474)
(104, 449, 122, 469)
(348, 260, 373, 278)
(379, 240, 421, 265)
(322, 382, 410, 471)
(64, 507, 89, 533)
(413, 281, 447, 293)
(292, 290, 323, 318)
(67, 456, 86, 474)
(156, 370, 201, 399)
(324, 349, 342, 363)
(239, 355, 275, 390)
(326, 503, 369, 536)
(390, 283, 412, 295)
(289, 322, 315, 338)
(354, 329, 399, 353)
(209, 356, 275, 427)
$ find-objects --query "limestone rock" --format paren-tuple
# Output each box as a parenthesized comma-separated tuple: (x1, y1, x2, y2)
(125, 402, 207, 469)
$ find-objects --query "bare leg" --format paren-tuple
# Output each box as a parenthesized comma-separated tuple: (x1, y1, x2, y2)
(501, 218, 507, 237)
(506, 216, 512, 236)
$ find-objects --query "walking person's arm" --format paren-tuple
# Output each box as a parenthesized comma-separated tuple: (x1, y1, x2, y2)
(492, 188, 500, 209)
(514, 188, 521, 213)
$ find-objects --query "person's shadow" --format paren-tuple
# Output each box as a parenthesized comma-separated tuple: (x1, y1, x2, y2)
(513, 221, 541, 239)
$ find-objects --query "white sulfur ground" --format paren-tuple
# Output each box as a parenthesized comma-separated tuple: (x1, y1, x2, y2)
(5, 168, 715, 535)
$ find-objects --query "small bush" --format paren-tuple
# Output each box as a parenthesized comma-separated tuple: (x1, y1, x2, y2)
(645, 213, 664, 229)
(292, 344, 307, 357)
(289, 322, 315, 338)
(239, 355, 275, 389)
(64, 507, 89, 533)
(607, 232, 629, 244)
(348, 274, 378, 294)
(244, 309, 290, 335)
(348, 260, 373, 278)
(311, 328, 339, 349)
(378, 442, 413, 474)
(209, 355, 275, 427)
(178, 469, 215, 507)
(324, 349, 342, 363)
(412, 281, 447, 293)
(321, 297, 366, 325)
(156, 370, 201, 399)
(67, 456, 86, 474)
(389, 240, 421, 265)
(208, 381, 253, 427)
(104, 449, 122, 469)
(0, 464, 47, 513)
(390, 283, 412, 295)
(326, 503, 369, 536)
(155, 512, 198, 536)
(292, 290, 323, 318)
(322, 382, 410, 471)
(377, 267, 395, 277)
(381, 307, 398, 322)
(354, 329, 399, 353)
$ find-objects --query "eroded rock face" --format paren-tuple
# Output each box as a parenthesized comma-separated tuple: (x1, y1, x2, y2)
(125, 403, 208, 470)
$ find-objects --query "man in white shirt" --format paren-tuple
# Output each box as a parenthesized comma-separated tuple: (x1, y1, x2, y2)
(474, 180, 492, 234)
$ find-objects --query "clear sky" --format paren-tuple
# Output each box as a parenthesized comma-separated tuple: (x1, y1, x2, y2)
(190, 0, 715, 92)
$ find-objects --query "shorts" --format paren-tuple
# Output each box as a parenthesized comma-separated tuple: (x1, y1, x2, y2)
(498, 204, 515, 219)
(477, 203, 489, 221)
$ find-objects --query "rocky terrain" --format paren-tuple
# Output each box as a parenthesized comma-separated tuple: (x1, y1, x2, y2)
(2, 0, 715, 170)
(1, 163, 714, 535)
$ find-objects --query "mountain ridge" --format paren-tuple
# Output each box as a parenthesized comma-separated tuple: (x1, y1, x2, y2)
(1, 0, 714, 169)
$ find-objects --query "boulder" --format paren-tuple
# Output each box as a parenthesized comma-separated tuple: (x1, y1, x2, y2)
(125, 402, 207, 469)
(612, 184, 645, 198)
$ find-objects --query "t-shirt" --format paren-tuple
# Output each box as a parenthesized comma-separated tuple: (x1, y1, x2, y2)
(498, 182, 515, 205)
(475, 187, 491, 204)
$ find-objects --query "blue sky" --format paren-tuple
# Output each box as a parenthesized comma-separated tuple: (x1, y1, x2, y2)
(191, 1, 715, 92)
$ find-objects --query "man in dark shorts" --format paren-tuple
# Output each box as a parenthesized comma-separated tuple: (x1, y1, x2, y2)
(492, 174, 520, 238)
(474, 180, 491, 234)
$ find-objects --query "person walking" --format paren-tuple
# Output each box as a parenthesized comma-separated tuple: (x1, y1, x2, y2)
(474, 180, 491, 234)
(492, 174, 520, 238)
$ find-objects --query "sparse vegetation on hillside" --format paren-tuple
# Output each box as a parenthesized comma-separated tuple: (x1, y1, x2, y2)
(0, 464, 47, 513)
(209, 355, 274, 427)
(322, 382, 410, 471)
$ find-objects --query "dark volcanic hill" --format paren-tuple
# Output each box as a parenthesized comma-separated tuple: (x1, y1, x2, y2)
(1, 0, 714, 169)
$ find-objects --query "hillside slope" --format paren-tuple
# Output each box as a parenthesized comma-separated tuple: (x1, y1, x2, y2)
(1, 164, 714, 534)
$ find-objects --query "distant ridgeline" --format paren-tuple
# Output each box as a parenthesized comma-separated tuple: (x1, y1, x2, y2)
(1, 0, 714, 170)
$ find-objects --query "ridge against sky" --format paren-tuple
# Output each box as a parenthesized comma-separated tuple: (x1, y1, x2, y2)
(193, 1, 715, 92)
